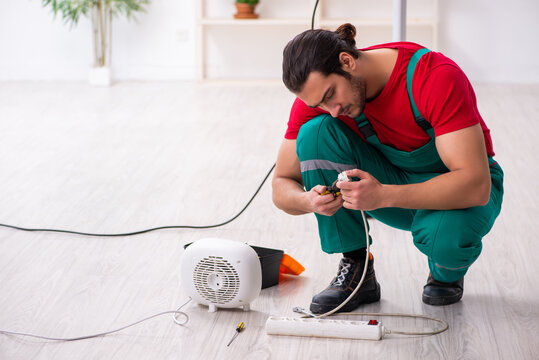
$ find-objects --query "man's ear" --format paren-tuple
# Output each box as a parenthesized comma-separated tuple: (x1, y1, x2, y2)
(339, 52, 356, 71)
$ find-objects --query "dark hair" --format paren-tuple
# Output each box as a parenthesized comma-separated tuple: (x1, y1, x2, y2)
(282, 23, 360, 93)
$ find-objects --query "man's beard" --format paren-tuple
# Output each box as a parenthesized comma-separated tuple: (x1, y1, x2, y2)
(349, 75, 367, 118)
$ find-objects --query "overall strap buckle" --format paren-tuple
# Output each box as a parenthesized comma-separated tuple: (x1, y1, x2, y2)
(355, 114, 375, 139)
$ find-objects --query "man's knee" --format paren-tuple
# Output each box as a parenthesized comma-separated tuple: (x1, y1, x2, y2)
(296, 114, 354, 162)
(412, 209, 484, 269)
(297, 114, 340, 143)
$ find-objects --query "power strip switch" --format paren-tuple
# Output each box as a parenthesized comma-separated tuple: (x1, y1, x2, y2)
(265, 316, 385, 341)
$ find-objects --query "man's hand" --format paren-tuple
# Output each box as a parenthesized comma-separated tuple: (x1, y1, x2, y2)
(308, 185, 344, 216)
(337, 169, 386, 211)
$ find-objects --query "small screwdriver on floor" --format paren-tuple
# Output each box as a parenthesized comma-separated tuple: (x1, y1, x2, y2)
(226, 322, 245, 347)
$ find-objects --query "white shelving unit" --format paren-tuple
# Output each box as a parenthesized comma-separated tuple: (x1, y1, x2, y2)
(196, 0, 438, 80)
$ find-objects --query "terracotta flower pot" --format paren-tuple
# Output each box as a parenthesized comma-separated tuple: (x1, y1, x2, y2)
(234, 3, 259, 19)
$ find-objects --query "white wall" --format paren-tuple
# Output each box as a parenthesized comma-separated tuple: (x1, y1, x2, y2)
(0, 0, 195, 80)
(0, 0, 537, 83)
(438, 0, 539, 84)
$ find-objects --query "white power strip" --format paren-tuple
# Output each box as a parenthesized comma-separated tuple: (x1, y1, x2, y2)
(265, 316, 385, 341)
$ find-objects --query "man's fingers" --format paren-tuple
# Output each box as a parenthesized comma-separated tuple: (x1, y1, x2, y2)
(342, 201, 355, 210)
(317, 194, 336, 205)
(337, 169, 371, 189)
(346, 169, 369, 179)
(317, 197, 344, 216)
(312, 184, 328, 195)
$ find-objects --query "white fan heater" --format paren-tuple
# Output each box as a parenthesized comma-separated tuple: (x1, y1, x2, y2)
(181, 238, 262, 312)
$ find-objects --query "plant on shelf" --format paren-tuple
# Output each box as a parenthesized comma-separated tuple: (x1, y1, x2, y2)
(41, 0, 149, 86)
(234, 0, 259, 19)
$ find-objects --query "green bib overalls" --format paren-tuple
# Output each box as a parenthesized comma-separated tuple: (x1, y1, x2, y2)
(296, 48, 504, 283)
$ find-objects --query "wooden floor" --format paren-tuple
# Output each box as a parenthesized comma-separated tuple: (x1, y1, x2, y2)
(0, 81, 537, 359)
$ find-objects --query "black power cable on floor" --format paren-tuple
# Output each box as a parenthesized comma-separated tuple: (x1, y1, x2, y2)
(0, 164, 275, 237)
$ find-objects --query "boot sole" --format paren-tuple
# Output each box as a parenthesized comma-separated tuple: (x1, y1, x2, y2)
(310, 284, 381, 314)
(422, 292, 462, 306)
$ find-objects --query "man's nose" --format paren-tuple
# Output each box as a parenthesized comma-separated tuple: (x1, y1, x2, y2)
(328, 104, 341, 118)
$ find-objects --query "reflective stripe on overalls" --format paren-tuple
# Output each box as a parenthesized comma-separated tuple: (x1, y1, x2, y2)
(296, 48, 504, 283)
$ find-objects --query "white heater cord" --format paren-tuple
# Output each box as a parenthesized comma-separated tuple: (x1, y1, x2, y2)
(0, 298, 191, 341)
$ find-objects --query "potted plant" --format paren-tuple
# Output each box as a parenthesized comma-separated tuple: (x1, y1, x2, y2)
(234, 0, 259, 19)
(41, 0, 149, 86)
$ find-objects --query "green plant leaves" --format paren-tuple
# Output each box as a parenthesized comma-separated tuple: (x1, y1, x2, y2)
(41, 0, 150, 27)
(235, 0, 259, 5)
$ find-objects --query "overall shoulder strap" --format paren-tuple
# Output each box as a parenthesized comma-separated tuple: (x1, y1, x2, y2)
(407, 48, 433, 133)
(354, 113, 380, 143)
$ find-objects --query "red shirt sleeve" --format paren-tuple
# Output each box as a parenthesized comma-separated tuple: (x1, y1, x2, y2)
(285, 97, 325, 140)
(414, 61, 482, 137)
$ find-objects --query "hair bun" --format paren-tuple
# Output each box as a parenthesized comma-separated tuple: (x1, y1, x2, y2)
(335, 23, 357, 48)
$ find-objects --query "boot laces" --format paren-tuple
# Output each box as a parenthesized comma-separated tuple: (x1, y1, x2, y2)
(333, 261, 352, 287)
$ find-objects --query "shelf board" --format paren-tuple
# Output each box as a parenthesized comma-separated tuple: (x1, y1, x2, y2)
(199, 17, 435, 27)
(200, 18, 310, 26)
(321, 18, 435, 27)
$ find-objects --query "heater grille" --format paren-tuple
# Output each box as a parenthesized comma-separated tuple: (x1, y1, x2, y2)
(193, 256, 240, 304)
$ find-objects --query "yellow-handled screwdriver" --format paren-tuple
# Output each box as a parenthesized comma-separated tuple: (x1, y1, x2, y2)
(226, 322, 245, 346)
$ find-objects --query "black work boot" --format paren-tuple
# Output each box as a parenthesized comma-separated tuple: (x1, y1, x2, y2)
(309, 255, 381, 314)
(422, 274, 464, 306)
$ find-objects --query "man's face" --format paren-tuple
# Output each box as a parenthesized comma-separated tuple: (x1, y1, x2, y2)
(297, 71, 366, 119)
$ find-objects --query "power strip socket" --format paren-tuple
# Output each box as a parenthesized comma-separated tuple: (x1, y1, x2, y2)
(265, 316, 385, 341)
